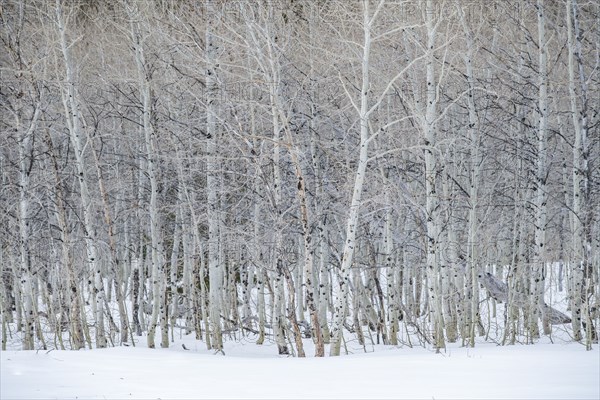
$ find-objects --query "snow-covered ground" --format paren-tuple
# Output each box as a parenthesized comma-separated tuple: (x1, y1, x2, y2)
(1, 335, 598, 399)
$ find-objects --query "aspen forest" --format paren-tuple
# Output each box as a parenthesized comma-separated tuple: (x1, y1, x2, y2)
(1, 0, 599, 368)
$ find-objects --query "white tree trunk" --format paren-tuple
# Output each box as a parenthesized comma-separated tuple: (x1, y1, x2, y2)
(205, 0, 223, 351)
(17, 108, 37, 350)
(330, 0, 375, 357)
(458, 3, 482, 347)
(169, 213, 181, 343)
(45, 130, 85, 349)
(271, 91, 289, 355)
(254, 196, 267, 345)
(126, 0, 166, 349)
(531, 0, 549, 339)
(383, 191, 399, 345)
(287, 128, 325, 356)
(56, 0, 106, 348)
(423, 0, 445, 352)
(441, 174, 458, 343)
(566, 0, 591, 345)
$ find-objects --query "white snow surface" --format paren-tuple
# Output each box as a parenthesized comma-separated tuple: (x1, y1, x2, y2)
(1, 336, 599, 399)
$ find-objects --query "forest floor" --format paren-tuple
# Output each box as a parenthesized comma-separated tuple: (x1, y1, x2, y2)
(1, 331, 598, 399)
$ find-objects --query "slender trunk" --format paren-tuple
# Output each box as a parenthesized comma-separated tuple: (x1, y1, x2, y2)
(179, 205, 194, 335)
(283, 266, 305, 357)
(198, 240, 211, 349)
(89, 136, 129, 344)
(458, 3, 481, 348)
(566, 0, 589, 344)
(307, 2, 331, 346)
(56, 0, 106, 348)
(423, 0, 444, 352)
(267, 47, 288, 356)
(318, 224, 331, 344)
(45, 130, 85, 350)
(131, 258, 141, 336)
(330, 0, 373, 356)
(384, 194, 399, 345)
(254, 204, 267, 345)
(205, 0, 223, 351)
(169, 212, 181, 342)
(532, 0, 549, 339)
(128, 5, 164, 348)
(279, 119, 324, 356)
(442, 175, 458, 343)
(274, 260, 289, 355)
(17, 111, 36, 351)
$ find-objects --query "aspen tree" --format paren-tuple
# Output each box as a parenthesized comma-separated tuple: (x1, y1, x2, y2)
(457, 1, 482, 347)
(441, 172, 458, 343)
(124, 0, 167, 349)
(1, 0, 43, 350)
(55, 0, 107, 348)
(566, 0, 593, 347)
(422, 0, 445, 352)
(16, 97, 37, 351)
(284, 121, 325, 356)
(254, 187, 267, 345)
(330, 0, 382, 357)
(88, 127, 130, 345)
(531, 0, 549, 340)
(45, 130, 85, 350)
(383, 182, 399, 345)
(241, 1, 294, 355)
(204, 0, 224, 352)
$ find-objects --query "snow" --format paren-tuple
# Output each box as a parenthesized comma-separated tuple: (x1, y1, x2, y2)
(2, 267, 597, 399)
(2, 336, 598, 399)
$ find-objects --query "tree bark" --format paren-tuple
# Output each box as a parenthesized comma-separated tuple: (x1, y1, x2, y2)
(330, 0, 377, 356)
(56, 0, 106, 348)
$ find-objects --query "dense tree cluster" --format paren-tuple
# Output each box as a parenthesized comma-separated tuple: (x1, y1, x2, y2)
(1, 0, 598, 355)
